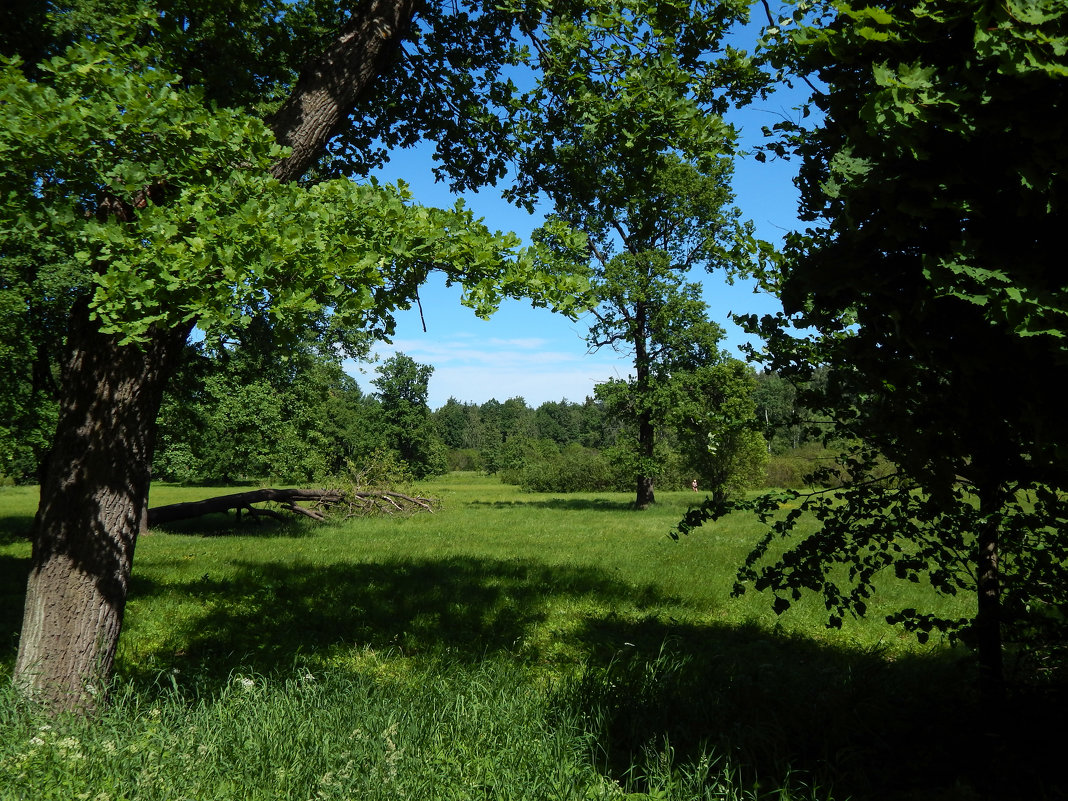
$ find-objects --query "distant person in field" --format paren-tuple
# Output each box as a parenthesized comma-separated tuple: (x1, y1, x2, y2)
(691, 479, 698, 492)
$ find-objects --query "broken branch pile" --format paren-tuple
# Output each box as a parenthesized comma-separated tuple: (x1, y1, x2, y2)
(147, 486, 437, 528)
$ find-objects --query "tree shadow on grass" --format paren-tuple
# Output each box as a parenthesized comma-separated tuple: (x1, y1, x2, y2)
(149, 515, 320, 538)
(3, 543, 1063, 800)
(0, 515, 33, 546)
(121, 556, 673, 679)
(114, 553, 1068, 799)
(561, 616, 1068, 801)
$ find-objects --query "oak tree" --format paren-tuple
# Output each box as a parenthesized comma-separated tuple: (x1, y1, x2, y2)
(1, 1, 587, 711)
(503, 0, 768, 507)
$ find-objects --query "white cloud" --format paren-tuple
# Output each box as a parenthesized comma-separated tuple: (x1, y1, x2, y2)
(346, 335, 627, 408)
(429, 362, 623, 407)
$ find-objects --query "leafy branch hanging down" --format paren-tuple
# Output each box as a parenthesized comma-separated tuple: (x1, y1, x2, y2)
(674, 0, 1068, 721)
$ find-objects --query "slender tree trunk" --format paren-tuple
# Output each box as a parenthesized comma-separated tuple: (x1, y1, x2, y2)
(635, 412, 655, 509)
(633, 301, 655, 509)
(973, 482, 1006, 792)
(14, 309, 191, 711)
(975, 484, 1005, 717)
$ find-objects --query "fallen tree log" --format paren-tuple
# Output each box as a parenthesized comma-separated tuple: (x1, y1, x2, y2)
(146, 487, 436, 529)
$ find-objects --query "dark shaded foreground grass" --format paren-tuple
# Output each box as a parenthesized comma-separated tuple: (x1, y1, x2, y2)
(0, 480, 1065, 800)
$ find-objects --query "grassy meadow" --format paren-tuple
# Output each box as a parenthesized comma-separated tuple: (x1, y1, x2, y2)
(0, 475, 1061, 800)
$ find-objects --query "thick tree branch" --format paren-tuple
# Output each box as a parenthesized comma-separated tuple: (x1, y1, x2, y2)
(268, 0, 417, 183)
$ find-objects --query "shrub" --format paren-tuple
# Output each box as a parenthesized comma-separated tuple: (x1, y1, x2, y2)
(518, 445, 618, 493)
(488, 438, 559, 482)
(447, 448, 483, 472)
(762, 443, 842, 489)
(346, 447, 416, 489)
(603, 442, 692, 493)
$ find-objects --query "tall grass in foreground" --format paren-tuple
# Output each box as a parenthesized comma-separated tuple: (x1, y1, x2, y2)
(0, 660, 829, 801)
(1, 661, 590, 801)
(0, 476, 1064, 799)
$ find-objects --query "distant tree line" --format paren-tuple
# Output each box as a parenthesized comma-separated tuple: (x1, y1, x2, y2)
(1, 330, 831, 498)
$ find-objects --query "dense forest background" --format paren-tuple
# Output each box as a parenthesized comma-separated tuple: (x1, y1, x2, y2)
(0, 329, 829, 495)
(135, 341, 829, 496)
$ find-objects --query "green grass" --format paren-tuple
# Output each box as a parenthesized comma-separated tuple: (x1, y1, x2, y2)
(0, 476, 1062, 800)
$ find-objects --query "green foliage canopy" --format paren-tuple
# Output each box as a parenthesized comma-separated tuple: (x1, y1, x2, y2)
(671, 359, 768, 502)
(751, 0, 1068, 491)
(0, 15, 588, 356)
(494, 0, 770, 506)
(154, 331, 382, 483)
(685, 0, 1068, 693)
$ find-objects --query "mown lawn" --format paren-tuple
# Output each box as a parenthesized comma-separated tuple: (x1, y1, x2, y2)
(0, 475, 1061, 800)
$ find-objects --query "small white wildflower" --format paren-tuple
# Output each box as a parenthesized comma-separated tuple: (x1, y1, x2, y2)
(382, 723, 403, 782)
(150, 707, 161, 718)
(29, 736, 45, 747)
(238, 677, 256, 691)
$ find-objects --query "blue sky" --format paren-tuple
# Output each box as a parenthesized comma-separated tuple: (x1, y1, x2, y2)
(350, 43, 810, 409)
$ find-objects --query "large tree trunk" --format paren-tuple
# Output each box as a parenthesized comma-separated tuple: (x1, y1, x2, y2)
(14, 0, 419, 712)
(14, 309, 191, 711)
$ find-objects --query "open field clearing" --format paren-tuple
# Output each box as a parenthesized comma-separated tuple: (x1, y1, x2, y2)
(0, 476, 1060, 800)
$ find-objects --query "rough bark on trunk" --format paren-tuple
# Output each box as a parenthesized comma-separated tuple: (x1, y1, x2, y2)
(14, 309, 191, 711)
(268, 0, 416, 183)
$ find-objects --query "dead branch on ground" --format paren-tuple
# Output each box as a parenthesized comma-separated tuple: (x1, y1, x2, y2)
(146, 486, 437, 529)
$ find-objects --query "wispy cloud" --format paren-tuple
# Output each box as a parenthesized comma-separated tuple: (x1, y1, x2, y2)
(347, 334, 626, 407)
(378, 336, 590, 368)
(429, 362, 623, 406)
(485, 337, 551, 350)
